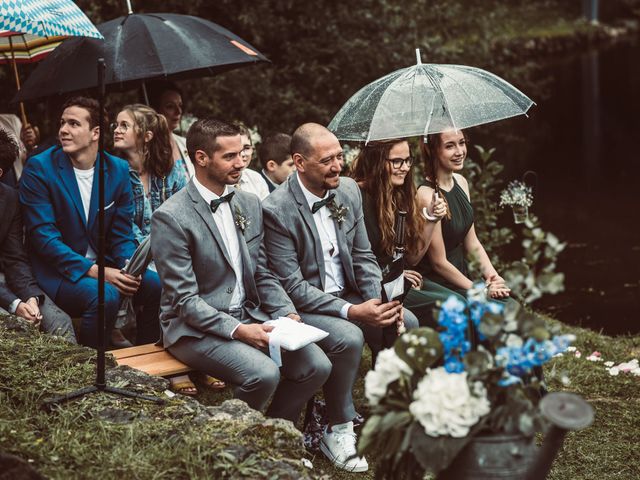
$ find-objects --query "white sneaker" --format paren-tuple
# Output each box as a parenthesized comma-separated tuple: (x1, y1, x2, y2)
(320, 421, 369, 473)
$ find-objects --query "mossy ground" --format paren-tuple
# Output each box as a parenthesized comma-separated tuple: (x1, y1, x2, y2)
(0, 316, 312, 479)
(3, 315, 637, 479)
(127, 317, 640, 480)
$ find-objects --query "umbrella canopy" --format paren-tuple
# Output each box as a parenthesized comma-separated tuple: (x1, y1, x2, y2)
(0, 30, 65, 63)
(0, 0, 102, 39)
(328, 53, 534, 143)
(15, 12, 269, 102)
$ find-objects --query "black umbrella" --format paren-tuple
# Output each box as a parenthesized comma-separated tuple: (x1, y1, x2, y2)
(14, 12, 269, 101)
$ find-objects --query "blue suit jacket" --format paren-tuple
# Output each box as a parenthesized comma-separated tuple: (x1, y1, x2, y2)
(19, 146, 136, 299)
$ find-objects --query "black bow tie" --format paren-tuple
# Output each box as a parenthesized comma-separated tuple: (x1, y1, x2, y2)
(311, 193, 336, 214)
(210, 192, 235, 213)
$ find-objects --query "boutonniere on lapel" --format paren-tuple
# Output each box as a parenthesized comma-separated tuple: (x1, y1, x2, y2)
(234, 206, 251, 235)
(327, 199, 349, 229)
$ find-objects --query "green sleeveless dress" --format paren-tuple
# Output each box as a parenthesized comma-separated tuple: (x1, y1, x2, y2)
(359, 187, 466, 328)
(415, 178, 474, 294)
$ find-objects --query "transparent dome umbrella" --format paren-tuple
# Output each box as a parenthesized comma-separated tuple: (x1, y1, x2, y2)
(328, 50, 535, 143)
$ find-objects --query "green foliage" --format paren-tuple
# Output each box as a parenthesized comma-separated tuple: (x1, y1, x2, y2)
(0, 318, 311, 480)
(503, 214, 567, 302)
(3, 0, 630, 135)
(466, 145, 566, 304)
(465, 145, 514, 264)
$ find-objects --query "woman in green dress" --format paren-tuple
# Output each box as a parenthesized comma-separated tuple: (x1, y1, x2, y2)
(350, 138, 465, 328)
(416, 129, 510, 300)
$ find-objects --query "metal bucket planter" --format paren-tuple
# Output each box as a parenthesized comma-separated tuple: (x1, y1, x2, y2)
(436, 433, 537, 480)
(512, 205, 529, 224)
(435, 393, 594, 480)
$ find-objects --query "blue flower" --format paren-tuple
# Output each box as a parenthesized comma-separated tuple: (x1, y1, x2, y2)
(498, 373, 522, 387)
(444, 358, 465, 373)
(437, 295, 471, 373)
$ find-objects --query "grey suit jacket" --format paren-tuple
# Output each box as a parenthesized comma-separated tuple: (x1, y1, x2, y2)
(262, 174, 382, 317)
(151, 181, 295, 348)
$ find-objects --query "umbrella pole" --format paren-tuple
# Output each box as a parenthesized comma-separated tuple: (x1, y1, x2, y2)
(8, 36, 28, 126)
(42, 58, 164, 410)
(141, 81, 150, 105)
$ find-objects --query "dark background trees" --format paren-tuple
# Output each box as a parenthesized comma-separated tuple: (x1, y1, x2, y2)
(0, 0, 637, 135)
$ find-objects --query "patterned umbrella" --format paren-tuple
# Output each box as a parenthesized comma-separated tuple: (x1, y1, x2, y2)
(0, 30, 65, 63)
(0, 0, 101, 124)
(0, 29, 65, 125)
(0, 0, 103, 39)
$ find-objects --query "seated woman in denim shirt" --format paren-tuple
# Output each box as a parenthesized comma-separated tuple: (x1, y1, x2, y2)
(113, 104, 188, 245)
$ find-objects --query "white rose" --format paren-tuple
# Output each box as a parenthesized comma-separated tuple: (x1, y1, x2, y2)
(409, 367, 490, 438)
(364, 348, 413, 406)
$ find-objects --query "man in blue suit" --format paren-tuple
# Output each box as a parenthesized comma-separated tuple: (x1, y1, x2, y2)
(19, 97, 160, 348)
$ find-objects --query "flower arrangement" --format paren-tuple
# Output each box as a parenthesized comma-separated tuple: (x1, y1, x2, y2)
(359, 286, 574, 479)
(234, 206, 251, 235)
(327, 200, 349, 228)
(499, 180, 534, 209)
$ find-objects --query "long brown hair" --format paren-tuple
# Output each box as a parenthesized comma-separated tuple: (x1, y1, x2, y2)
(121, 104, 173, 178)
(351, 139, 426, 258)
(420, 130, 469, 192)
(420, 131, 469, 221)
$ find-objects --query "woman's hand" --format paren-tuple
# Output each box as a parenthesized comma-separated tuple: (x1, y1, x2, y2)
(404, 270, 423, 289)
(486, 274, 510, 298)
(423, 192, 448, 222)
(431, 192, 448, 219)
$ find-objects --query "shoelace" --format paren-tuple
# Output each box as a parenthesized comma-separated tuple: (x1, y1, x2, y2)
(332, 430, 357, 456)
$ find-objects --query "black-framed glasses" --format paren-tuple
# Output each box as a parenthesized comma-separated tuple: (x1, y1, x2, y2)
(387, 156, 414, 169)
(110, 121, 132, 133)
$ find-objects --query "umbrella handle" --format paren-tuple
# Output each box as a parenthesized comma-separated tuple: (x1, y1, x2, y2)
(9, 36, 29, 125)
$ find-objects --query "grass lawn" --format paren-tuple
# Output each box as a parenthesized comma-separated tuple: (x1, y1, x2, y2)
(196, 318, 640, 480)
(1, 314, 638, 479)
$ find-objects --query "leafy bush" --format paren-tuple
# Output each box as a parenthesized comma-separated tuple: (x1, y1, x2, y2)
(466, 145, 566, 303)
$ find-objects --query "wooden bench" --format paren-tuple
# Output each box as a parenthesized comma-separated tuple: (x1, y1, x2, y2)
(108, 344, 192, 377)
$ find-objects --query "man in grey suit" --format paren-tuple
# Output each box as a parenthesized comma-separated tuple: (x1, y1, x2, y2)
(151, 119, 330, 423)
(262, 123, 419, 473)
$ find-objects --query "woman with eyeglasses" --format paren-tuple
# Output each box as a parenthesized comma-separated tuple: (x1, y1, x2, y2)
(350, 138, 466, 327)
(113, 104, 188, 247)
(416, 130, 510, 299)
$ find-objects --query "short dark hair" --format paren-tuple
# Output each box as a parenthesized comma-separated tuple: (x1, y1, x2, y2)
(186, 117, 242, 160)
(0, 128, 19, 174)
(61, 96, 107, 129)
(147, 81, 183, 110)
(258, 133, 292, 169)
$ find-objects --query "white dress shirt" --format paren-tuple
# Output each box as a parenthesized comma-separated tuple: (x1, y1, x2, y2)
(73, 166, 97, 261)
(237, 168, 269, 201)
(192, 177, 246, 311)
(296, 175, 352, 319)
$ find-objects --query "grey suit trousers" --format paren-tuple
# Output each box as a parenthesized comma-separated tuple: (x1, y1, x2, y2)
(0, 273, 76, 343)
(168, 325, 331, 424)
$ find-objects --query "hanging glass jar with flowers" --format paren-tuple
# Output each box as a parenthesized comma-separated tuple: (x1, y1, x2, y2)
(500, 180, 534, 224)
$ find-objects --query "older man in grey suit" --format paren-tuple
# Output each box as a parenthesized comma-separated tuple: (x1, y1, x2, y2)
(151, 119, 330, 423)
(262, 123, 419, 473)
